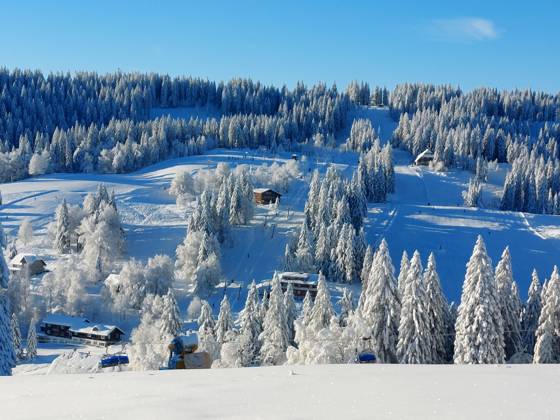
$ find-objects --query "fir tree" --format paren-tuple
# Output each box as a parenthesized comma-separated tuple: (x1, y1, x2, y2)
(301, 290, 313, 326)
(26, 318, 37, 360)
(338, 288, 354, 327)
(495, 247, 522, 359)
(454, 236, 505, 364)
(238, 281, 262, 366)
(215, 295, 234, 344)
(11, 313, 23, 361)
(259, 273, 289, 365)
(54, 199, 71, 254)
(521, 270, 542, 354)
(161, 289, 182, 337)
(397, 250, 433, 364)
(534, 266, 560, 363)
(284, 282, 297, 344)
(360, 239, 400, 363)
(397, 250, 410, 297)
(308, 273, 334, 331)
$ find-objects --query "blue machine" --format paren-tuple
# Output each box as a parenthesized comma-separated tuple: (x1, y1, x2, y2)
(100, 354, 129, 368)
(356, 352, 377, 364)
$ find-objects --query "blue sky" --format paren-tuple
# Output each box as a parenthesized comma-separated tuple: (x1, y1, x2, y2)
(1, 0, 558, 92)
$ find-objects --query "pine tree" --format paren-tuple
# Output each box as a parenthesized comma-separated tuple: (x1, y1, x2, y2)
(424, 253, 451, 363)
(161, 289, 182, 337)
(54, 199, 71, 254)
(301, 290, 313, 326)
(397, 250, 433, 363)
(259, 273, 289, 365)
(454, 236, 505, 364)
(26, 318, 37, 360)
(308, 273, 334, 331)
(215, 295, 234, 344)
(295, 222, 315, 272)
(0, 226, 15, 375)
(360, 245, 374, 286)
(521, 269, 542, 354)
(397, 250, 410, 296)
(338, 288, 353, 326)
(238, 281, 262, 366)
(10, 313, 23, 360)
(495, 247, 522, 359)
(534, 266, 560, 363)
(284, 282, 297, 344)
(360, 239, 400, 363)
(197, 300, 215, 332)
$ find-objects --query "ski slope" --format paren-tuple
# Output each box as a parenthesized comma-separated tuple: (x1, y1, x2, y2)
(2, 364, 559, 420)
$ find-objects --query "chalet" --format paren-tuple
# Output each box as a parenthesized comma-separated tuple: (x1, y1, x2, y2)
(414, 149, 434, 166)
(9, 254, 47, 275)
(257, 272, 319, 299)
(253, 188, 282, 205)
(39, 314, 125, 347)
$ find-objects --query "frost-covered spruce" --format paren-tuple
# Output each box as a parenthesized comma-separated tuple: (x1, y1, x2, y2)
(360, 239, 400, 363)
(301, 290, 313, 326)
(308, 273, 334, 331)
(284, 282, 297, 344)
(54, 199, 71, 254)
(454, 236, 505, 364)
(11, 313, 23, 360)
(521, 270, 542, 354)
(397, 250, 433, 364)
(360, 245, 374, 287)
(197, 300, 216, 332)
(495, 247, 522, 359)
(26, 318, 38, 360)
(161, 289, 182, 338)
(534, 266, 560, 363)
(259, 273, 289, 365)
(397, 250, 410, 297)
(424, 253, 451, 363)
(215, 295, 234, 344)
(238, 281, 262, 366)
(295, 221, 315, 273)
(338, 288, 354, 327)
(0, 227, 15, 375)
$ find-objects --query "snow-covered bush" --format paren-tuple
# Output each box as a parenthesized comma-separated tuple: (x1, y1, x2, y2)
(251, 160, 301, 193)
(169, 171, 195, 206)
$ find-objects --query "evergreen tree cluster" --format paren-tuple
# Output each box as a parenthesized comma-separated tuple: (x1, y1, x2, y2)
(346, 81, 389, 107)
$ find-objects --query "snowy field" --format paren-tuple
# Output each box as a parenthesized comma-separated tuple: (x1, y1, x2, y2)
(2, 364, 560, 420)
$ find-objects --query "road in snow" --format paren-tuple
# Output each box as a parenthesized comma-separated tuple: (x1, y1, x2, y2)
(2, 364, 559, 420)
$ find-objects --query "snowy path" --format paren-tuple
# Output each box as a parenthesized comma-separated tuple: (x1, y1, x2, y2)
(2, 364, 560, 420)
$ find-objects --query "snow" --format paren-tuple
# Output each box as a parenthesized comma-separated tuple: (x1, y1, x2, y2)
(41, 314, 123, 337)
(2, 364, 560, 419)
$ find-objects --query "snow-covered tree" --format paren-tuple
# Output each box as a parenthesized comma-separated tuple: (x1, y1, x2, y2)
(495, 247, 522, 360)
(454, 236, 505, 364)
(26, 318, 37, 360)
(424, 253, 451, 363)
(197, 300, 216, 332)
(284, 282, 297, 343)
(18, 220, 33, 246)
(28, 150, 50, 175)
(215, 295, 234, 344)
(237, 281, 262, 366)
(259, 273, 289, 365)
(463, 177, 482, 207)
(169, 171, 195, 206)
(54, 199, 71, 254)
(397, 250, 410, 296)
(534, 266, 560, 363)
(308, 273, 334, 331)
(301, 290, 313, 326)
(0, 294, 15, 375)
(397, 250, 433, 364)
(161, 289, 182, 338)
(338, 288, 354, 327)
(11, 313, 23, 360)
(521, 269, 542, 354)
(360, 239, 400, 363)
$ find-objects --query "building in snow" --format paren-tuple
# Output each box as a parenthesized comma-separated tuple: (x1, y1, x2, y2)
(39, 313, 125, 347)
(257, 272, 319, 299)
(9, 253, 47, 275)
(414, 149, 434, 166)
(253, 188, 282, 205)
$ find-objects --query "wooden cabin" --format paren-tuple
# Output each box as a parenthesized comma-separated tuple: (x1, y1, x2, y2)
(9, 254, 47, 275)
(39, 314, 125, 347)
(253, 188, 282, 205)
(257, 272, 319, 299)
(414, 149, 434, 166)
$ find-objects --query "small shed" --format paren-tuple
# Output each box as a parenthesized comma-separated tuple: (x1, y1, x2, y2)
(40, 313, 125, 346)
(414, 149, 434, 166)
(253, 188, 282, 205)
(9, 254, 47, 275)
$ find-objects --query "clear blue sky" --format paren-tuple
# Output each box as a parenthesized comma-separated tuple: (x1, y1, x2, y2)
(1, 0, 559, 92)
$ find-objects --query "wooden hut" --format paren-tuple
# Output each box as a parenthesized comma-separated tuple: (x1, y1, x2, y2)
(253, 188, 282, 205)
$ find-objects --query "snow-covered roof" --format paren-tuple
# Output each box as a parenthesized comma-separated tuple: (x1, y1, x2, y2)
(42, 313, 124, 337)
(415, 149, 434, 160)
(104, 273, 121, 287)
(10, 253, 45, 266)
(253, 188, 281, 195)
(278, 272, 319, 284)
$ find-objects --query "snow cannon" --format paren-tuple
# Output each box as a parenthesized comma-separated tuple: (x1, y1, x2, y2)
(168, 333, 211, 369)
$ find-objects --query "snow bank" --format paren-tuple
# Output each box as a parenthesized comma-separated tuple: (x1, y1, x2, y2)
(46, 350, 103, 375)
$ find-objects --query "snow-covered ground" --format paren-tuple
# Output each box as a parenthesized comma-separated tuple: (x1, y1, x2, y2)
(2, 364, 559, 420)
